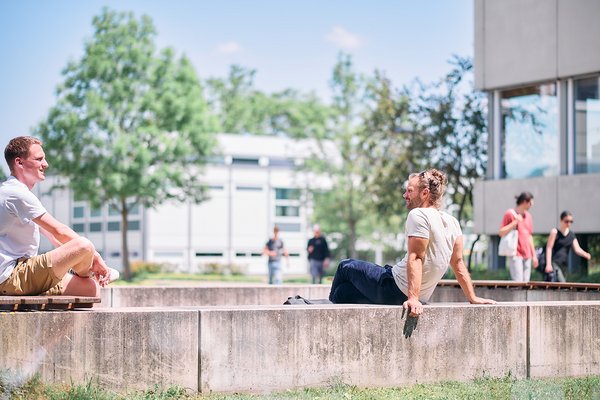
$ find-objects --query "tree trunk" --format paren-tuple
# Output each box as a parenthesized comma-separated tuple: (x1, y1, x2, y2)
(467, 234, 480, 273)
(120, 197, 131, 281)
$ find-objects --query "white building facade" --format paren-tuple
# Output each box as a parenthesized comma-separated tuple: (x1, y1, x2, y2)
(35, 134, 329, 275)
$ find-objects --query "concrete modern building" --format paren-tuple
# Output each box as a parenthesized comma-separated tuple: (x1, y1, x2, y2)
(473, 0, 600, 271)
(35, 133, 331, 276)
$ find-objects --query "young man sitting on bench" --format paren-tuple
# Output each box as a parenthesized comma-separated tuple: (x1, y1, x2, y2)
(0, 136, 118, 297)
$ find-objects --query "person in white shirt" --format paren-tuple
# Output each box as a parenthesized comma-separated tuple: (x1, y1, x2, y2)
(0, 136, 117, 297)
(329, 168, 495, 316)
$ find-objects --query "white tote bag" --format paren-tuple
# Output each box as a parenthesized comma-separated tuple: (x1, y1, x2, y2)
(498, 210, 518, 256)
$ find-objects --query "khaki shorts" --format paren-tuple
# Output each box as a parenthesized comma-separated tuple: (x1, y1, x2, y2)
(0, 253, 63, 296)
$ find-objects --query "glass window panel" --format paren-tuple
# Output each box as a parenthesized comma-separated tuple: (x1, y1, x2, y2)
(128, 203, 140, 215)
(574, 76, 600, 174)
(72, 223, 85, 233)
(108, 205, 120, 216)
(90, 207, 102, 218)
(500, 83, 558, 179)
(276, 205, 300, 217)
(107, 221, 120, 231)
(73, 206, 85, 219)
(128, 220, 140, 231)
(89, 222, 102, 232)
(275, 188, 301, 200)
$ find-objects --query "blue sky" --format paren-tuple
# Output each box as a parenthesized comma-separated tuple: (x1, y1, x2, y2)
(0, 0, 473, 173)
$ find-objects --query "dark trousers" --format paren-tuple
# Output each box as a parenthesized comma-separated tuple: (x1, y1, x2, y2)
(329, 259, 408, 304)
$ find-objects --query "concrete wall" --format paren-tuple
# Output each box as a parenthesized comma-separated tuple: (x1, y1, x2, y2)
(2, 302, 599, 393)
(474, 0, 600, 90)
(0, 309, 199, 392)
(473, 173, 600, 235)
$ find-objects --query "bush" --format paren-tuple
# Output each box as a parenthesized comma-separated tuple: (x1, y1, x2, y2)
(130, 261, 163, 278)
(198, 262, 247, 276)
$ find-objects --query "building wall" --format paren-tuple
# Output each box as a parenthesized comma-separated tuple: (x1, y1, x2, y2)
(473, 0, 600, 270)
(475, 0, 600, 90)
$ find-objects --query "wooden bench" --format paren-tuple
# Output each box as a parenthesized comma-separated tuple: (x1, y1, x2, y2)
(0, 295, 101, 311)
(438, 279, 600, 291)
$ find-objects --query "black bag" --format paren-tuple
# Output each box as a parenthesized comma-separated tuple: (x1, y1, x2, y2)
(283, 295, 332, 305)
(535, 246, 547, 278)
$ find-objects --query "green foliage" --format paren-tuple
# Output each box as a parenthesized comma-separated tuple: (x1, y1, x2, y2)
(35, 8, 217, 280)
(408, 55, 488, 224)
(200, 262, 246, 276)
(205, 65, 332, 137)
(0, 168, 6, 181)
(130, 261, 163, 278)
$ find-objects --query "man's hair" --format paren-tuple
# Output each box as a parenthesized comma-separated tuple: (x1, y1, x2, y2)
(5, 136, 42, 173)
(515, 191, 534, 205)
(410, 168, 447, 209)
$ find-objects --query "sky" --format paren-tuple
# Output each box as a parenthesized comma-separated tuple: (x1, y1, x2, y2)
(0, 0, 474, 173)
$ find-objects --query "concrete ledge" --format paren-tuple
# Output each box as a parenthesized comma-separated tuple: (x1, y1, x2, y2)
(99, 283, 600, 308)
(2, 302, 598, 393)
(102, 284, 331, 308)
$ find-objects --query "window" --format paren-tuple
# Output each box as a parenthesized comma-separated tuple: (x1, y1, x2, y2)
(574, 76, 600, 174)
(128, 220, 141, 231)
(72, 223, 85, 233)
(500, 84, 558, 178)
(232, 157, 259, 166)
(90, 207, 102, 218)
(73, 206, 84, 219)
(195, 252, 223, 257)
(107, 221, 120, 231)
(277, 223, 301, 232)
(269, 157, 295, 167)
(236, 186, 262, 191)
(89, 222, 102, 232)
(275, 188, 301, 200)
(108, 205, 120, 216)
(276, 205, 300, 217)
(154, 251, 184, 258)
(128, 203, 140, 215)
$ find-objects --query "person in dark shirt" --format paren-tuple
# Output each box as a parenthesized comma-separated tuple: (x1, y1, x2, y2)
(307, 224, 330, 284)
(544, 211, 591, 282)
(263, 226, 288, 284)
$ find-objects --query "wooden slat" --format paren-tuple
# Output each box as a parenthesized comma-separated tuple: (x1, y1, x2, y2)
(438, 279, 600, 291)
(0, 295, 100, 311)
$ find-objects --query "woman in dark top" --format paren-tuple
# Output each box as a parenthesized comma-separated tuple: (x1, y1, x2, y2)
(544, 211, 591, 282)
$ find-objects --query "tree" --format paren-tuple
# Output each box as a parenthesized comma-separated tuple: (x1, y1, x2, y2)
(304, 54, 378, 259)
(35, 8, 217, 280)
(0, 168, 6, 182)
(409, 56, 487, 224)
(205, 65, 332, 138)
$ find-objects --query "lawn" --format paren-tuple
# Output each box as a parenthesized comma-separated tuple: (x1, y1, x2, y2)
(3, 375, 599, 399)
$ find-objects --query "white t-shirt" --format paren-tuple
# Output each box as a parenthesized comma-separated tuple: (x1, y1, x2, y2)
(392, 208, 462, 302)
(0, 176, 47, 284)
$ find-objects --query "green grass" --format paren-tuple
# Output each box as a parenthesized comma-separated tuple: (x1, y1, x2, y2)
(2, 375, 599, 399)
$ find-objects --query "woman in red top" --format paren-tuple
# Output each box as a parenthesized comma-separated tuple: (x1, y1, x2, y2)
(499, 192, 538, 282)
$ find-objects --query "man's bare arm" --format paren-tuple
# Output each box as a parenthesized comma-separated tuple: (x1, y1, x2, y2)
(404, 236, 429, 316)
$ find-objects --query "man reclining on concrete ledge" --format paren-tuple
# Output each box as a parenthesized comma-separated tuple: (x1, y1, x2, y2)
(329, 168, 496, 316)
(0, 136, 118, 298)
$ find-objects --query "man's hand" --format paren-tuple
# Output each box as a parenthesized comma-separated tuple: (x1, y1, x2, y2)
(403, 298, 423, 317)
(545, 265, 553, 274)
(469, 296, 497, 305)
(323, 258, 330, 269)
(90, 252, 111, 287)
